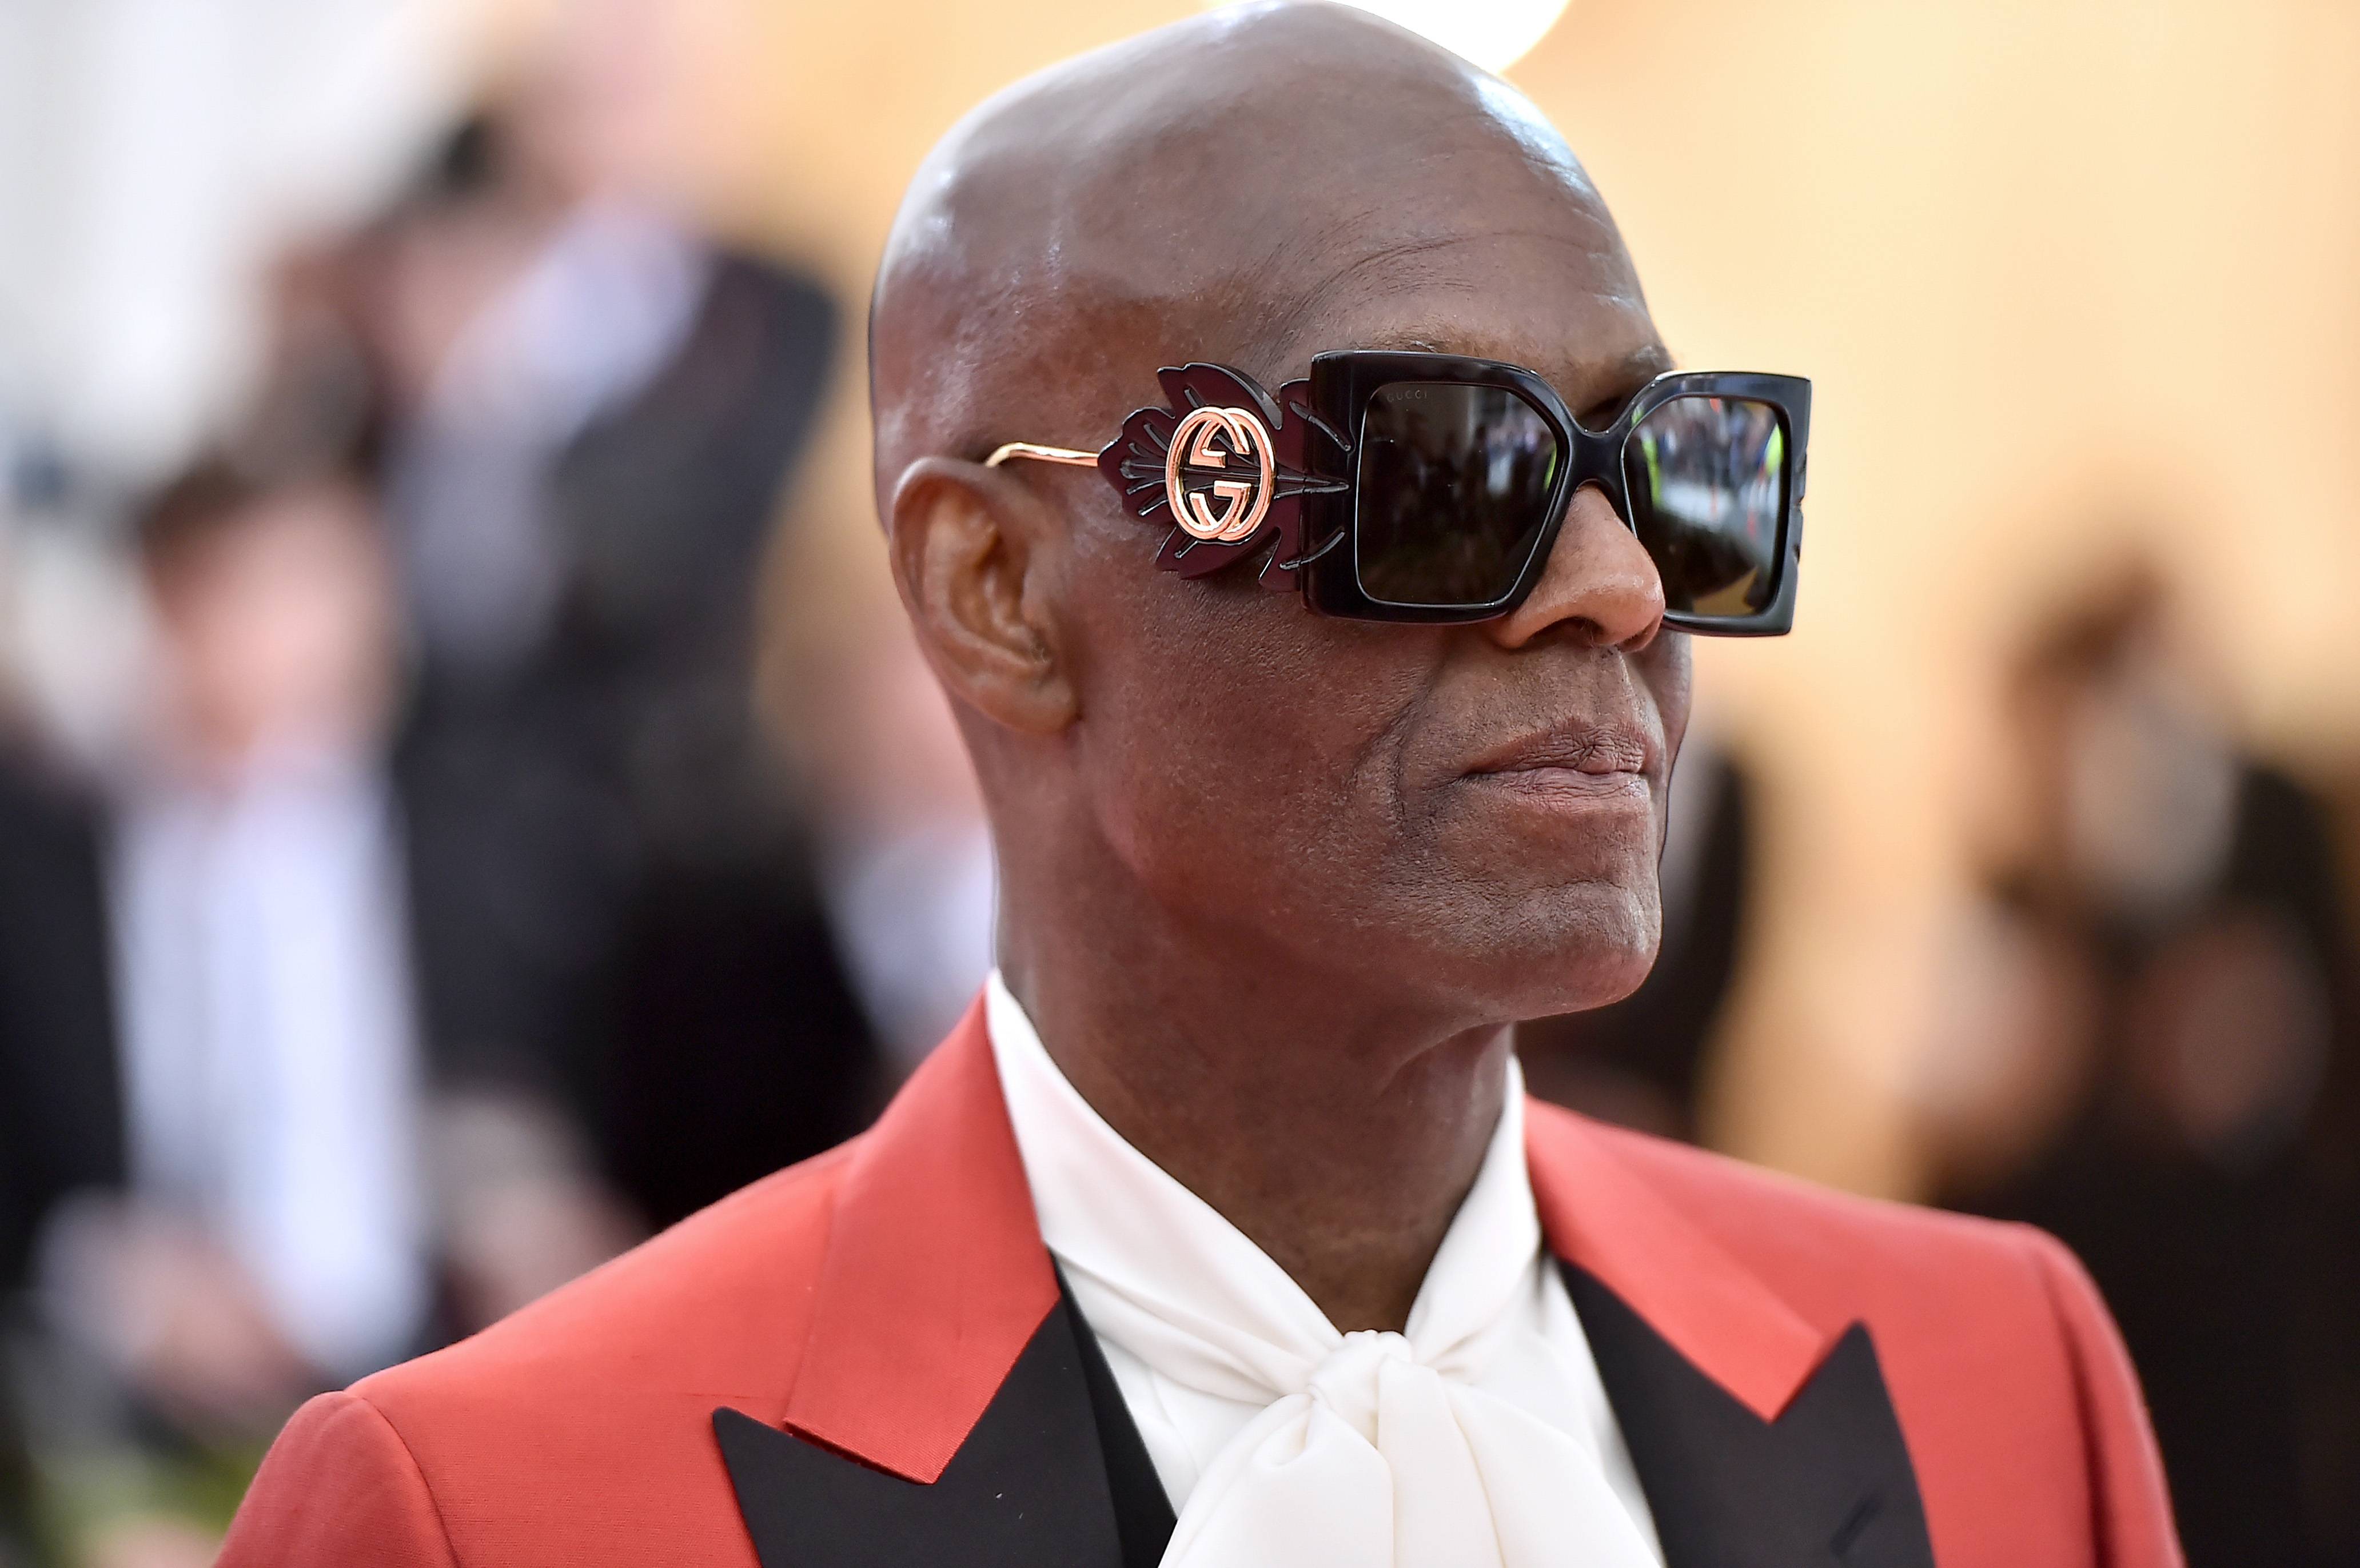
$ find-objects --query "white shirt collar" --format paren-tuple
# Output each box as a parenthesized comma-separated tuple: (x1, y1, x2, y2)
(982, 968, 1663, 1564)
(985, 967, 1544, 1366)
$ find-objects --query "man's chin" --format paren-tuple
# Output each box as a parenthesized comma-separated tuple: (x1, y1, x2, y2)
(1405, 883, 1663, 1023)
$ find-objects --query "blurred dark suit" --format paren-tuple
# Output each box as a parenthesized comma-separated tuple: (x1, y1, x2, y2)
(0, 763, 119, 1298)
(1958, 765, 2359, 1568)
(0, 763, 113, 1550)
(389, 249, 878, 1230)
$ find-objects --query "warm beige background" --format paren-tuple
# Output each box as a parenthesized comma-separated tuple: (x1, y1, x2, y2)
(519, 0, 2360, 1196)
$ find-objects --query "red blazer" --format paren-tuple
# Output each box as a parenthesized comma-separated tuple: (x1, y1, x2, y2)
(220, 1004, 2181, 1567)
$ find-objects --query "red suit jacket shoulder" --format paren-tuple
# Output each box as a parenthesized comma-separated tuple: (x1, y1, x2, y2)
(221, 1007, 2180, 1567)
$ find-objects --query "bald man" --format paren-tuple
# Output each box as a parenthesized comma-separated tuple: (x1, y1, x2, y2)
(221, 8, 2180, 1567)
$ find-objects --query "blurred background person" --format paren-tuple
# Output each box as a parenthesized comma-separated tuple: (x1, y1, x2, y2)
(307, 0, 877, 1233)
(3, 5, 890, 1559)
(1913, 563, 2360, 1566)
(771, 585, 995, 1087)
(0, 457, 426, 1567)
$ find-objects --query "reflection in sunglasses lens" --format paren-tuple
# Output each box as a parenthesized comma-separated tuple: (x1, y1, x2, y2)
(1356, 382, 1562, 607)
(1623, 395, 1784, 618)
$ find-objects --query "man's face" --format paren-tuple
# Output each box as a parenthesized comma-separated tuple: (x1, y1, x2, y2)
(1053, 230, 1689, 1028)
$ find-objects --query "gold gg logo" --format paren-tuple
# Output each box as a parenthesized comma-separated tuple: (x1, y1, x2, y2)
(1166, 406, 1275, 544)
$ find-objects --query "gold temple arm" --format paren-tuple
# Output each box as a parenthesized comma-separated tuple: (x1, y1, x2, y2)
(984, 441, 1099, 468)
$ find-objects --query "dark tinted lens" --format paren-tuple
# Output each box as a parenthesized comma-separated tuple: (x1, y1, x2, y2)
(1354, 382, 1562, 607)
(1622, 395, 1785, 617)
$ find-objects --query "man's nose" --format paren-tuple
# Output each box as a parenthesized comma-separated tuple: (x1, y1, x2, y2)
(1483, 484, 1665, 652)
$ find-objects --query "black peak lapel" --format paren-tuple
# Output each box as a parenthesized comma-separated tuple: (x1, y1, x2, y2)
(1564, 1262, 1934, 1568)
(716, 1270, 1173, 1568)
(1061, 1287, 1179, 1568)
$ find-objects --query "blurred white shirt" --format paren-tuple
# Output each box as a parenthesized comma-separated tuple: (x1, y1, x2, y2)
(824, 821, 996, 1075)
(107, 745, 428, 1378)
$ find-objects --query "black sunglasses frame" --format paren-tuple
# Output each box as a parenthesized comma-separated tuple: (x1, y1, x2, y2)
(982, 352, 1810, 636)
(1295, 352, 1810, 634)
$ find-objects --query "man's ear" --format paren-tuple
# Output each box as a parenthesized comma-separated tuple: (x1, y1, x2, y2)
(888, 456, 1079, 735)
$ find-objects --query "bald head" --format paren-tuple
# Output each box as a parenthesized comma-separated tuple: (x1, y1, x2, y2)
(878, 2, 1687, 1043)
(871, 3, 1649, 507)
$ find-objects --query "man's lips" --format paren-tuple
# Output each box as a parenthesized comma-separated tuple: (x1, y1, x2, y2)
(1454, 724, 1657, 808)
(1461, 725, 1655, 781)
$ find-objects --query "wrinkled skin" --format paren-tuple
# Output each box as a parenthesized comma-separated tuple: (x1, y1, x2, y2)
(872, 2, 1688, 1332)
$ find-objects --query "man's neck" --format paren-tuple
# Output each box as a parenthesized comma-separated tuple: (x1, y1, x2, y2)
(996, 880, 1513, 1335)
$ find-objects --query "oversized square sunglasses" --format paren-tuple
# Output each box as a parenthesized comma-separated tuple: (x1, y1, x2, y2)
(987, 352, 1810, 634)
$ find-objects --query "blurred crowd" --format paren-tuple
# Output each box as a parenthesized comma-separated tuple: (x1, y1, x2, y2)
(0, 11, 991, 1565)
(1919, 569, 2360, 1566)
(1, 6, 2356, 1568)
(1530, 564, 2360, 1564)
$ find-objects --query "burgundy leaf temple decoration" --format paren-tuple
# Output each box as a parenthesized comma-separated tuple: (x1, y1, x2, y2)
(1096, 364, 1348, 589)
